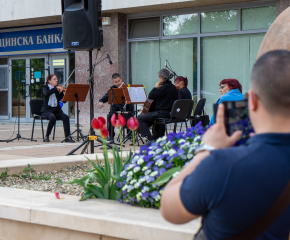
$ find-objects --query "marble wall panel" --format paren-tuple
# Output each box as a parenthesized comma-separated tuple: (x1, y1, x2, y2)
(277, 0, 290, 15)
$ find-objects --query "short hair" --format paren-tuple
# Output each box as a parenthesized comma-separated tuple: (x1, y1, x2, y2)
(158, 69, 173, 81)
(220, 79, 242, 93)
(251, 50, 290, 117)
(112, 73, 121, 80)
(174, 76, 188, 87)
(46, 74, 56, 84)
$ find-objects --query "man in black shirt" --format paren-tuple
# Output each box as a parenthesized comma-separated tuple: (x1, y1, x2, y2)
(137, 69, 178, 144)
(174, 76, 192, 100)
(99, 73, 133, 143)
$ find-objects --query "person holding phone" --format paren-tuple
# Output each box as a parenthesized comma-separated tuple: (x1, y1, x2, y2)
(209, 78, 244, 124)
(160, 50, 290, 240)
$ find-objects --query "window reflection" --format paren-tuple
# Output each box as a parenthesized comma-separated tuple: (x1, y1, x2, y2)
(163, 14, 198, 36)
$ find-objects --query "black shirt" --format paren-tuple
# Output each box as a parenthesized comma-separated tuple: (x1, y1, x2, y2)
(178, 87, 192, 100)
(148, 81, 178, 111)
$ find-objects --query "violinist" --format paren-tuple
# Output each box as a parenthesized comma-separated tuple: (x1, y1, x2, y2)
(174, 76, 192, 99)
(99, 73, 133, 143)
(137, 69, 178, 145)
(41, 74, 75, 143)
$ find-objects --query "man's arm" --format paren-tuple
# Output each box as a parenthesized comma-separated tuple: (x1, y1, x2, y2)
(160, 104, 242, 224)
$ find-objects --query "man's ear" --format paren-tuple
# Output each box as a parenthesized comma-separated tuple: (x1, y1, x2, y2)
(248, 90, 258, 112)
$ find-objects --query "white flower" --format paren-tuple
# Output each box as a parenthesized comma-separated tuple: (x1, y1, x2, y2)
(137, 159, 144, 165)
(127, 175, 132, 181)
(179, 139, 186, 144)
(155, 148, 162, 154)
(134, 182, 141, 189)
(154, 194, 161, 201)
(138, 178, 146, 183)
(187, 154, 194, 159)
(127, 185, 134, 192)
(156, 138, 162, 143)
(148, 150, 155, 155)
(145, 169, 152, 175)
(133, 166, 141, 173)
(159, 190, 163, 195)
(172, 171, 180, 178)
(156, 160, 164, 166)
(120, 171, 126, 177)
(127, 164, 135, 170)
(163, 150, 168, 155)
(141, 186, 149, 193)
(168, 149, 177, 156)
(181, 142, 190, 148)
(130, 179, 137, 185)
(150, 171, 158, 177)
(127, 171, 133, 177)
(133, 155, 140, 160)
(161, 136, 167, 141)
(136, 192, 142, 201)
(142, 166, 148, 171)
(122, 185, 128, 191)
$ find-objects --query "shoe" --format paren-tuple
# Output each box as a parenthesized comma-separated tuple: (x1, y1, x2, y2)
(107, 139, 114, 144)
(106, 136, 111, 142)
(106, 136, 115, 143)
(64, 136, 75, 143)
(44, 136, 50, 142)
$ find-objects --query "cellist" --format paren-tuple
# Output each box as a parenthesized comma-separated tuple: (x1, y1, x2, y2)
(137, 69, 178, 145)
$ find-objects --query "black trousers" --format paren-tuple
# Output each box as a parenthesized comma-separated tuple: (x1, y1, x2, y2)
(137, 110, 169, 140)
(42, 111, 70, 137)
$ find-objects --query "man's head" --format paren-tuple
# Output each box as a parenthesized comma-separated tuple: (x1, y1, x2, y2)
(112, 73, 122, 88)
(250, 50, 290, 118)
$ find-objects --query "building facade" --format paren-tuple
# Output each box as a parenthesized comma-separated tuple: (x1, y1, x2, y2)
(0, 0, 289, 125)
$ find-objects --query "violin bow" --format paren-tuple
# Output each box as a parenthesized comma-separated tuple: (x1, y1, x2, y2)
(63, 69, 75, 88)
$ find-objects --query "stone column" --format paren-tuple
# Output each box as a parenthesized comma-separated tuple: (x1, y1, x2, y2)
(76, 13, 127, 126)
(277, 0, 290, 15)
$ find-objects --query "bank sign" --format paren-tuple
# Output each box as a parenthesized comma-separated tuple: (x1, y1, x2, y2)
(0, 26, 66, 56)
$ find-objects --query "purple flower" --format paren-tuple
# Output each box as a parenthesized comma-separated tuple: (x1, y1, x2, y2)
(118, 198, 123, 203)
(116, 182, 122, 188)
(122, 190, 127, 195)
(159, 168, 166, 175)
(146, 161, 154, 168)
(165, 163, 173, 168)
(146, 176, 155, 183)
(172, 145, 179, 151)
(124, 164, 130, 171)
(144, 154, 154, 162)
(142, 192, 149, 200)
(153, 166, 159, 172)
(149, 191, 159, 198)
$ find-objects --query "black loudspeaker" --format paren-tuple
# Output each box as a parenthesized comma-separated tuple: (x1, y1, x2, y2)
(62, 0, 103, 50)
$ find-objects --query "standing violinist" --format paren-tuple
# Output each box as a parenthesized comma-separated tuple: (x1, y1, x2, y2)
(99, 73, 133, 144)
(41, 74, 74, 143)
(138, 69, 178, 145)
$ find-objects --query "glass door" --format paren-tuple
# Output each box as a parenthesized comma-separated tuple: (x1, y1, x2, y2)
(0, 66, 9, 119)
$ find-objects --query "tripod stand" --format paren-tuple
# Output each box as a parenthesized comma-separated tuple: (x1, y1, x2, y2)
(7, 64, 36, 143)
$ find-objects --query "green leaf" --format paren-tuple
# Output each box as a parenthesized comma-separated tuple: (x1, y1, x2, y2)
(87, 158, 107, 182)
(103, 183, 110, 199)
(87, 173, 107, 187)
(86, 184, 105, 199)
(152, 167, 182, 185)
(111, 174, 123, 182)
(80, 190, 95, 201)
(110, 183, 122, 200)
(103, 151, 111, 182)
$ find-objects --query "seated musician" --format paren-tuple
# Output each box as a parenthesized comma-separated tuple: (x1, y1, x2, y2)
(174, 76, 192, 99)
(98, 73, 133, 144)
(138, 69, 178, 145)
(41, 74, 75, 143)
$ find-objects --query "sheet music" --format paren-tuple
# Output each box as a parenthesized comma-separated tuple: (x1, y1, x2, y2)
(127, 87, 147, 102)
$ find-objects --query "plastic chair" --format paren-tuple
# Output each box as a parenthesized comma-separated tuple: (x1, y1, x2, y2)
(153, 99, 194, 136)
(30, 99, 56, 142)
(190, 98, 207, 126)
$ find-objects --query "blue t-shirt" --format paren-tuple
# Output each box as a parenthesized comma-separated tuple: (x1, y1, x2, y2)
(209, 88, 244, 124)
(180, 133, 290, 240)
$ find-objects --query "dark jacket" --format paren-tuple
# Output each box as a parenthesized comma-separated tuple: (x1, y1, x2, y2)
(148, 81, 178, 111)
(99, 85, 133, 113)
(178, 87, 192, 100)
(41, 84, 64, 113)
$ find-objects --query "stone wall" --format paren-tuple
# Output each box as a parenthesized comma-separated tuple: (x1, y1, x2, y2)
(76, 13, 127, 126)
(277, 0, 290, 15)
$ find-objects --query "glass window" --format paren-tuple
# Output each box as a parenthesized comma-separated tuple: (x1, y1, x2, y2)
(242, 6, 276, 30)
(129, 17, 160, 38)
(0, 58, 7, 65)
(130, 38, 197, 95)
(201, 10, 238, 33)
(163, 14, 198, 36)
(201, 33, 265, 117)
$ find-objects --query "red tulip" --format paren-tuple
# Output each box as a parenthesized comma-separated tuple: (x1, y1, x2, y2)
(111, 113, 126, 128)
(127, 117, 139, 130)
(98, 116, 106, 125)
(91, 118, 103, 130)
(100, 127, 109, 138)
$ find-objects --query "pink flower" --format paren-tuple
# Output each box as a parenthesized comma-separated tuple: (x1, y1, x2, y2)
(55, 192, 64, 199)
(111, 113, 126, 128)
(91, 118, 104, 130)
(127, 117, 139, 130)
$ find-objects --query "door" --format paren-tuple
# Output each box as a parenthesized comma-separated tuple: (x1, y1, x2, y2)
(11, 56, 46, 122)
(0, 66, 9, 119)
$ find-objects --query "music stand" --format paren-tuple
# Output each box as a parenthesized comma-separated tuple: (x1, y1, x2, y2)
(61, 84, 89, 142)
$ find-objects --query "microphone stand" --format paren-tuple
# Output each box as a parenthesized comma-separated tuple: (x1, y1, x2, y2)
(164, 59, 179, 79)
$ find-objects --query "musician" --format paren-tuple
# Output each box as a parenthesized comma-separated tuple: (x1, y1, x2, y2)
(99, 73, 133, 143)
(138, 69, 178, 144)
(174, 76, 192, 99)
(41, 74, 74, 143)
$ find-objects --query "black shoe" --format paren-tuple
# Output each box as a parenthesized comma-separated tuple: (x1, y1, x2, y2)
(44, 136, 50, 142)
(106, 136, 111, 142)
(107, 136, 114, 143)
(64, 136, 75, 143)
(107, 139, 114, 144)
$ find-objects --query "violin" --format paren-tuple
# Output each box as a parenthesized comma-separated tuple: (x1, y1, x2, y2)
(56, 85, 66, 93)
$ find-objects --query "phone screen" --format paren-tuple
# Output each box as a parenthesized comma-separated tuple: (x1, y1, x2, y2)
(213, 100, 254, 145)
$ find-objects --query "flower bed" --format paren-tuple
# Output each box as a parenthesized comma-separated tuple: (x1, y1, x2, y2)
(118, 122, 208, 208)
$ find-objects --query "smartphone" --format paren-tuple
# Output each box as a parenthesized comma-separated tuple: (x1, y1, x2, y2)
(213, 100, 254, 145)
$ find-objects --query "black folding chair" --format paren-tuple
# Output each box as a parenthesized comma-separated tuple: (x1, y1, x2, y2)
(190, 98, 208, 127)
(153, 99, 194, 136)
(30, 99, 56, 142)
